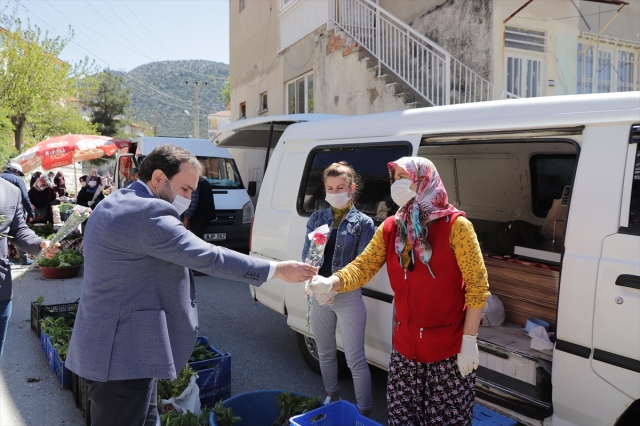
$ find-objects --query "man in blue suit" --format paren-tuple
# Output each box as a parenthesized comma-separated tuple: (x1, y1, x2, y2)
(66, 145, 317, 426)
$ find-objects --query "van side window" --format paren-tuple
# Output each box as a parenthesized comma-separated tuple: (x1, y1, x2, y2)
(530, 154, 576, 217)
(298, 144, 411, 221)
(629, 145, 640, 229)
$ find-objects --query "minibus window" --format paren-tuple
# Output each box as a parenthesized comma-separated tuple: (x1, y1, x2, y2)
(298, 144, 411, 221)
(198, 157, 244, 189)
(530, 154, 576, 217)
(629, 146, 640, 229)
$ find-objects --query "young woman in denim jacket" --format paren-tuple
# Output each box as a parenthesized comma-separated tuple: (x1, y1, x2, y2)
(301, 162, 375, 416)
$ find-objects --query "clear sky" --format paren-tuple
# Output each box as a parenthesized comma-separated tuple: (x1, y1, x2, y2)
(4, 0, 230, 71)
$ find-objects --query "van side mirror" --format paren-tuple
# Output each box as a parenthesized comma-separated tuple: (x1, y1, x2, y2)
(247, 181, 257, 197)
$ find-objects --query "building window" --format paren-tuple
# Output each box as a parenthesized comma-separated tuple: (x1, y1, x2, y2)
(286, 72, 314, 114)
(239, 102, 246, 119)
(239, 0, 245, 12)
(504, 26, 545, 98)
(259, 92, 268, 113)
(505, 26, 546, 53)
(577, 38, 639, 94)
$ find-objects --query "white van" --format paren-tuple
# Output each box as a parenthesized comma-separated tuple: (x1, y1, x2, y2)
(216, 92, 640, 425)
(114, 137, 254, 250)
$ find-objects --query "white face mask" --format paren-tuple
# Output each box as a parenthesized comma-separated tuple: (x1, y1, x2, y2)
(165, 176, 191, 216)
(390, 178, 417, 208)
(81, 182, 87, 187)
(325, 191, 351, 209)
(88, 180, 97, 188)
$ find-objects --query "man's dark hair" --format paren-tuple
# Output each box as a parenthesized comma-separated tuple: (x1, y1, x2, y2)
(138, 144, 203, 182)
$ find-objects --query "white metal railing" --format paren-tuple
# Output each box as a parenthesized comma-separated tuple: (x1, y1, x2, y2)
(329, 0, 517, 106)
(279, 0, 329, 51)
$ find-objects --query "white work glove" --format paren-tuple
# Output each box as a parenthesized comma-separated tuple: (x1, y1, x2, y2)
(457, 334, 479, 377)
(307, 275, 334, 294)
(315, 291, 337, 306)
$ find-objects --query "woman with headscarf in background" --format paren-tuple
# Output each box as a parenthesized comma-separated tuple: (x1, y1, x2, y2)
(28, 177, 57, 223)
(308, 157, 490, 425)
(54, 172, 66, 197)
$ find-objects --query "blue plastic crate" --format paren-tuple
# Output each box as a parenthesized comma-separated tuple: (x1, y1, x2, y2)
(210, 390, 307, 426)
(188, 336, 231, 408)
(44, 334, 56, 372)
(290, 401, 382, 426)
(472, 404, 518, 426)
(53, 348, 72, 389)
(39, 326, 48, 355)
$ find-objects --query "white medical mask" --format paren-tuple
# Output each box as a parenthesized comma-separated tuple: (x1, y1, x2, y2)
(325, 191, 351, 209)
(88, 181, 97, 188)
(81, 182, 86, 187)
(390, 178, 416, 208)
(165, 176, 191, 216)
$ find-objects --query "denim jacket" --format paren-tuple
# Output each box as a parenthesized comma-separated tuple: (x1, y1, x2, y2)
(301, 205, 375, 274)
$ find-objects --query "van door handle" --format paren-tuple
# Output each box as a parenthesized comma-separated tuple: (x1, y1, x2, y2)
(615, 274, 640, 290)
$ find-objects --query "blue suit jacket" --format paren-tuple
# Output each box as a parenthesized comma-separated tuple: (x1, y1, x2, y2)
(66, 182, 271, 381)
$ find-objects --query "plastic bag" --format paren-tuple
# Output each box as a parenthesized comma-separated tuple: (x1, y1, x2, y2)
(160, 375, 201, 415)
(529, 325, 554, 355)
(480, 295, 505, 327)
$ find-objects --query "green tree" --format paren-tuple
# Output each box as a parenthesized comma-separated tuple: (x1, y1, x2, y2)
(219, 76, 230, 105)
(87, 70, 131, 137)
(0, 17, 92, 152)
(25, 102, 98, 144)
(0, 107, 16, 165)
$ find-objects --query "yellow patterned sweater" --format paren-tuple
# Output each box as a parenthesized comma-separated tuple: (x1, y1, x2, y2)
(335, 216, 490, 308)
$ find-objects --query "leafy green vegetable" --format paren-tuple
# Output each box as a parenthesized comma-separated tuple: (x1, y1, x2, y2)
(38, 249, 83, 268)
(272, 392, 320, 426)
(189, 341, 220, 364)
(213, 402, 241, 426)
(157, 365, 198, 401)
(160, 409, 212, 426)
(41, 316, 73, 361)
(33, 295, 45, 307)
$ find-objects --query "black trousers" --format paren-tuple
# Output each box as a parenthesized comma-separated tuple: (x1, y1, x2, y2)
(85, 378, 159, 426)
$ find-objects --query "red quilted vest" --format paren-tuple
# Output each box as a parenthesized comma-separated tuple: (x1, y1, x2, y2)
(383, 213, 466, 362)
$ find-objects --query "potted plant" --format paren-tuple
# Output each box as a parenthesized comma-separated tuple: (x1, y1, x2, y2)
(58, 203, 74, 222)
(38, 249, 84, 279)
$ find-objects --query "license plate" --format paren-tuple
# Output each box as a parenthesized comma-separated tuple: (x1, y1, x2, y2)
(204, 233, 226, 241)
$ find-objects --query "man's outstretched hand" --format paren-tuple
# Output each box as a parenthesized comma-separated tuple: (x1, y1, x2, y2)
(272, 260, 318, 283)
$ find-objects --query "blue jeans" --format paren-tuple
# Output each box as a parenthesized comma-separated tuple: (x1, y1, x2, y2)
(0, 299, 12, 358)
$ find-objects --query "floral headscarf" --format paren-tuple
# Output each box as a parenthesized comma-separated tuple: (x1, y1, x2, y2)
(388, 157, 462, 276)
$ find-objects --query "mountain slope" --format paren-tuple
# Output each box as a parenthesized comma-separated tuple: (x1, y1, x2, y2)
(124, 60, 229, 138)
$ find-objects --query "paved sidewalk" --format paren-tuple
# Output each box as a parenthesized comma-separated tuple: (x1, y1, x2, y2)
(0, 266, 84, 426)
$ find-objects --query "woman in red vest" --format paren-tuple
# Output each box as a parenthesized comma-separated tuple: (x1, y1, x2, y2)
(308, 157, 490, 425)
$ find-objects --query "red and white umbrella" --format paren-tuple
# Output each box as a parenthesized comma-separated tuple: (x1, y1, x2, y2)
(13, 134, 132, 173)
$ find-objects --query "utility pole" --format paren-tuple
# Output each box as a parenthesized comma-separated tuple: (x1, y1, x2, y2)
(151, 111, 159, 136)
(185, 81, 207, 138)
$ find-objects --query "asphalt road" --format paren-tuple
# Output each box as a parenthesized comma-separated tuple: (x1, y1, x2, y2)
(0, 266, 389, 425)
(195, 273, 390, 424)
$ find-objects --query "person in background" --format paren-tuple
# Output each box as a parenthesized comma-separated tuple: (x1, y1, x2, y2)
(30, 171, 42, 188)
(66, 144, 317, 426)
(1, 178, 60, 358)
(86, 170, 101, 197)
(308, 157, 490, 425)
(183, 175, 216, 275)
(101, 171, 113, 187)
(1, 163, 36, 222)
(302, 162, 375, 415)
(124, 168, 139, 188)
(44, 171, 55, 189)
(28, 177, 57, 224)
(1, 163, 37, 265)
(76, 176, 91, 207)
(54, 172, 66, 197)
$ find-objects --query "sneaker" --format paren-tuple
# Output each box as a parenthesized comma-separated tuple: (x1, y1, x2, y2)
(323, 396, 340, 405)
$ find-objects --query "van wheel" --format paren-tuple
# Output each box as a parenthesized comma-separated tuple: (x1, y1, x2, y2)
(295, 332, 349, 377)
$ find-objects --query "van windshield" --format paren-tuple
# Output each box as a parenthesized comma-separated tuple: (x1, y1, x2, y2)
(198, 157, 244, 189)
